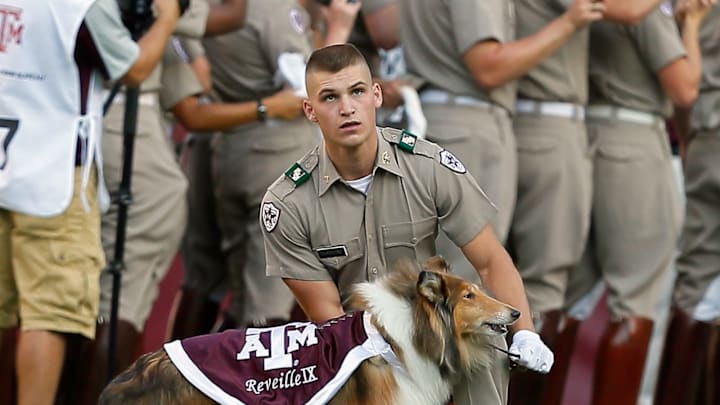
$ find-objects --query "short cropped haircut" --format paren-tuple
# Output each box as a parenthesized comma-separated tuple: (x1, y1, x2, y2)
(305, 43, 369, 79)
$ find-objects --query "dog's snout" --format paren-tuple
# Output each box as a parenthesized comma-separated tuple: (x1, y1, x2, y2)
(510, 309, 521, 320)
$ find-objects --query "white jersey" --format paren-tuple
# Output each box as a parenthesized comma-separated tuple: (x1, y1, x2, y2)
(0, 0, 108, 216)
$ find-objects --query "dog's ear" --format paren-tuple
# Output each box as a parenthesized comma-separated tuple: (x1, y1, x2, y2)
(417, 271, 445, 304)
(423, 256, 450, 273)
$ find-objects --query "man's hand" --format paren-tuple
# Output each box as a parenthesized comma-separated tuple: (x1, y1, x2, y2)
(509, 330, 554, 374)
(266, 89, 304, 120)
(322, 0, 363, 26)
(564, 0, 606, 29)
(677, 0, 716, 24)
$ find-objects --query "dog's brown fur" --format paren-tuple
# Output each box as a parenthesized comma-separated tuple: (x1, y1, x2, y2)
(99, 257, 518, 405)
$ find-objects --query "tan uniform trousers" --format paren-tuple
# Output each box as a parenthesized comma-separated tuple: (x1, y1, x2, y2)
(420, 103, 514, 405)
(673, 127, 720, 318)
(99, 98, 189, 331)
(452, 335, 510, 405)
(566, 118, 682, 320)
(180, 133, 228, 300)
(212, 119, 318, 325)
(423, 103, 517, 283)
(510, 113, 592, 314)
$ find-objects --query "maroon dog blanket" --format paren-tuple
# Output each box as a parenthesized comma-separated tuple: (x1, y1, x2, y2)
(164, 311, 397, 404)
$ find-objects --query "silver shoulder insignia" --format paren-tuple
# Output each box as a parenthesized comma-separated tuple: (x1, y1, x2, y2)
(262, 202, 281, 233)
(439, 149, 467, 174)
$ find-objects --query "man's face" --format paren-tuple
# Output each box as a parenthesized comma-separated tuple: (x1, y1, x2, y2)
(303, 63, 383, 151)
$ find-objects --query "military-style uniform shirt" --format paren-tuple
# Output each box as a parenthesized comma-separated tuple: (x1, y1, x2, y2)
(399, 0, 517, 111)
(175, 0, 210, 38)
(202, 0, 313, 103)
(692, 4, 720, 130)
(159, 39, 205, 111)
(260, 128, 497, 306)
(178, 38, 206, 61)
(515, 0, 588, 104)
(589, 6, 686, 118)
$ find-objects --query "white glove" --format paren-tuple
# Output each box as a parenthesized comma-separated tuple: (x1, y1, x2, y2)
(399, 86, 427, 139)
(509, 330, 554, 374)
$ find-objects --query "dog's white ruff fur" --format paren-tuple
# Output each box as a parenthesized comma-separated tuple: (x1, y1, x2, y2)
(354, 281, 454, 405)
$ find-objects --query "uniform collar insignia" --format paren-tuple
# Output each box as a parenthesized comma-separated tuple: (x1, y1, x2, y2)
(285, 163, 311, 186)
(398, 130, 417, 152)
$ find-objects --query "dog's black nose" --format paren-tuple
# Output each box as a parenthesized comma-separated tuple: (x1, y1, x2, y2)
(511, 309, 521, 320)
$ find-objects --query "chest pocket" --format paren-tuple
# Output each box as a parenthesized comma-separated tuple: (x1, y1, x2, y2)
(314, 237, 364, 271)
(381, 217, 437, 265)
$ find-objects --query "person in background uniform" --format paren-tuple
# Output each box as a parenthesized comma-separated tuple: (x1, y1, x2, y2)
(65, 41, 193, 405)
(167, 38, 308, 340)
(505, 1, 677, 403)
(398, 0, 604, 403)
(178, 0, 360, 331)
(560, 1, 711, 404)
(398, 0, 602, 288)
(176, 0, 247, 38)
(655, 2, 720, 404)
(260, 43, 553, 405)
(0, 0, 180, 404)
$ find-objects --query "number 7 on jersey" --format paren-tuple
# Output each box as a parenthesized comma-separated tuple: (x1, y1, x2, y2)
(0, 118, 19, 170)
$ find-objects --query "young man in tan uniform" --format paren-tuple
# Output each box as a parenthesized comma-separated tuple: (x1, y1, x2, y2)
(261, 43, 553, 405)
(397, 0, 604, 295)
(655, 3, 720, 404)
(561, 2, 711, 403)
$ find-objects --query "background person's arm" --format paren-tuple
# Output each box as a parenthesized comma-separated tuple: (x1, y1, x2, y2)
(123, 0, 181, 85)
(362, 2, 399, 50)
(171, 89, 303, 131)
(463, 0, 603, 90)
(658, 2, 712, 108)
(205, 0, 247, 36)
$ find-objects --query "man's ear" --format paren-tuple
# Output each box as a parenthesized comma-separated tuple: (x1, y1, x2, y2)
(303, 99, 317, 122)
(373, 81, 383, 108)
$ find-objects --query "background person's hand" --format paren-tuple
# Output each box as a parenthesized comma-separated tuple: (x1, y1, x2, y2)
(565, 0, 606, 29)
(321, 0, 363, 30)
(265, 89, 304, 121)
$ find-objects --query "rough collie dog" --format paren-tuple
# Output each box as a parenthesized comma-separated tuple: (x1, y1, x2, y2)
(99, 257, 520, 405)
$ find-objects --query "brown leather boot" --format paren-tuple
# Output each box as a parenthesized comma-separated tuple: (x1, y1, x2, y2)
(65, 320, 142, 405)
(0, 328, 17, 405)
(167, 288, 220, 340)
(593, 316, 653, 405)
(654, 308, 713, 405)
(701, 325, 719, 405)
(508, 310, 562, 405)
(541, 315, 580, 405)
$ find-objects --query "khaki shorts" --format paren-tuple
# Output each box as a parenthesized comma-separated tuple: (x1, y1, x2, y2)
(0, 168, 105, 339)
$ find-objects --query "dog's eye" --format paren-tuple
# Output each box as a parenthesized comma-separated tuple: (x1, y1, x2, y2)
(463, 292, 475, 299)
